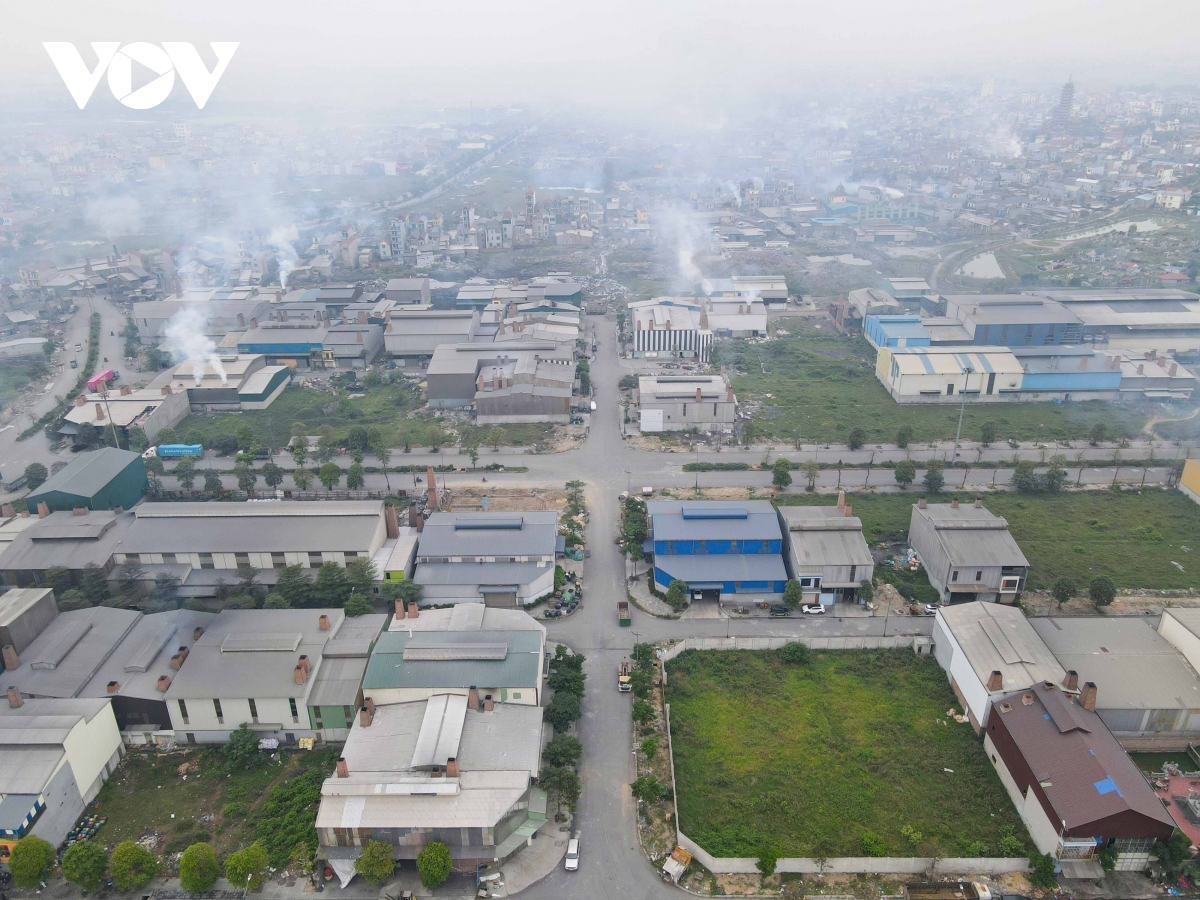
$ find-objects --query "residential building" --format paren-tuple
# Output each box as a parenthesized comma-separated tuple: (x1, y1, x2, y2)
(777, 495, 874, 605)
(985, 682, 1174, 871)
(636, 374, 736, 433)
(909, 498, 1029, 602)
(413, 512, 558, 607)
(363, 603, 545, 706)
(384, 278, 432, 307)
(162, 608, 387, 744)
(932, 601, 1066, 729)
(24, 448, 147, 513)
(1030, 616, 1200, 748)
(647, 500, 787, 601)
(0, 697, 123, 852)
(316, 693, 546, 881)
(627, 299, 712, 361)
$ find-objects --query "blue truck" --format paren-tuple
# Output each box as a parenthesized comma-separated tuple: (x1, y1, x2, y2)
(152, 444, 204, 459)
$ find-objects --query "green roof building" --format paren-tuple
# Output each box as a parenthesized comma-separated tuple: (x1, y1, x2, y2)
(25, 448, 147, 513)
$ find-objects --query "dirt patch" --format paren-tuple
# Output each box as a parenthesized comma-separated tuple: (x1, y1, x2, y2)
(447, 485, 569, 512)
(1023, 589, 1200, 617)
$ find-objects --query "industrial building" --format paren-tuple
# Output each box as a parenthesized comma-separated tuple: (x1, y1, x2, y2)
(363, 603, 545, 706)
(61, 385, 191, 445)
(932, 601, 1066, 730)
(24, 448, 147, 513)
(131, 293, 272, 342)
(0, 588, 59, 656)
(473, 354, 575, 424)
(381, 308, 481, 361)
(636, 374, 736, 433)
(647, 500, 787, 601)
(0, 508, 134, 588)
(875, 346, 1025, 403)
(0, 697, 123, 853)
(149, 353, 291, 413)
(425, 343, 575, 420)
(777, 495, 874, 606)
(985, 682, 1175, 873)
(385, 277, 431, 305)
(702, 297, 768, 338)
(909, 499, 1028, 603)
(940, 295, 1082, 346)
(1029, 288, 1200, 356)
(627, 299, 713, 362)
(413, 512, 558, 607)
(1181, 459, 1200, 505)
(162, 608, 388, 744)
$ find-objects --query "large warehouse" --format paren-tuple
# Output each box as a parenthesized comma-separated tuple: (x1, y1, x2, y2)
(24, 448, 147, 513)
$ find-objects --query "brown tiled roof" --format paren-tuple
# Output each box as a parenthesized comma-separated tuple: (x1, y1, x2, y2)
(993, 683, 1174, 832)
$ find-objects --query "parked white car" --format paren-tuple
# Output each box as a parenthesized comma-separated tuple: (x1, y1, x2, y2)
(565, 838, 580, 871)
(925, 604, 941, 615)
(800, 604, 826, 615)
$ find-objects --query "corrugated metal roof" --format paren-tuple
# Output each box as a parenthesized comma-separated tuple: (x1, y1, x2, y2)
(306, 656, 368, 708)
(656, 553, 787, 584)
(26, 448, 141, 502)
(650, 500, 781, 542)
(411, 693, 468, 768)
(414, 561, 545, 587)
(363, 630, 542, 690)
(417, 512, 558, 559)
(5, 608, 140, 698)
(938, 602, 1063, 694)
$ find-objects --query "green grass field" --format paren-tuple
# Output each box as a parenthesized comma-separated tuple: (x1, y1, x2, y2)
(776, 488, 1200, 591)
(666, 649, 1029, 858)
(718, 321, 1158, 444)
(0, 358, 49, 410)
(174, 381, 555, 451)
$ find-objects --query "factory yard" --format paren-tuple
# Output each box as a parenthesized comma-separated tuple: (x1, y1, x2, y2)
(665, 648, 1029, 859)
(778, 488, 1200, 592)
(719, 321, 1157, 445)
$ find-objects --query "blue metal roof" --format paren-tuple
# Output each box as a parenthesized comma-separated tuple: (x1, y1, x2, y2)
(649, 500, 781, 543)
(656, 554, 787, 584)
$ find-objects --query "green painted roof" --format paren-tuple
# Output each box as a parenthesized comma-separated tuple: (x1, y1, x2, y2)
(363, 629, 542, 690)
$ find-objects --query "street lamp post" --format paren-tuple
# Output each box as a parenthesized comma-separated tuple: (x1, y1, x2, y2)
(952, 366, 974, 461)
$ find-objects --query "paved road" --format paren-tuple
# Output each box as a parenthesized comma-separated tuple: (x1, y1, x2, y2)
(0, 294, 128, 484)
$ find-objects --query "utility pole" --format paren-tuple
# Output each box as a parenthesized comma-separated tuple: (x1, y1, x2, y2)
(98, 387, 120, 448)
(952, 366, 974, 461)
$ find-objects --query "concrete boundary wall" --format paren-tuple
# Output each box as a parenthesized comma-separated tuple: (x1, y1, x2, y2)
(660, 638, 1025, 878)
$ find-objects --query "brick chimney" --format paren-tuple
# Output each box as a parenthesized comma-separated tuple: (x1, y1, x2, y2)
(727, 386, 734, 402)
(336, 757, 349, 778)
(426, 465, 437, 510)
(294, 663, 306, 685)
(359, 701, 375, 727)
(1, 504, 14, 518)
(986, 670, 1003, 691)
(161, 384, 173, 395)
(843, 504, 852, 518)
(7, 686, 22, 708)
(951, 498, 959, 509)
(37, 502, 50, 518)
(170, 654, 183, 670)
(72, 506, 87, 516)
(106, 680, 119, 693)
(120, 384, 132, 396)
(836, 491, 845, 509)
(918, 497, 927, 509)
(193, 626, 204, 640)
(974, 498, 982, 508)
(408, 503, 420, 529)
(446, 757, 459, 778)
(386, 504, 399, 539)
(1170, 363, 1179, 376)
(2, 645, 19, 671)
(395, 598, 406, 618)
(468, 687, 479, 710)
(696, 388, 702, 402)
(299, 654, 311, 675)
(75, 395, 86, 407)
(157, 675, 171, 692)
(408, 601, 419, 619)
(1063, 670, 1079, 691)
(318, 614, 330, 631)
(1081, 682, 1098, 711)
(483, 697, 494, 712)
(95, 403, 105, 419)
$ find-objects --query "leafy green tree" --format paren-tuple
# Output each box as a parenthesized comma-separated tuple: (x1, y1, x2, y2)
(276, 565, 312, 606)
(487, 426, 507, 449)
(262, 462, 284, 489)
(755, 849, 777, 877)
(780, 642, 810, 665)
(980, 422, 997, 446)
(630, 775, 668, 802)
(179, 843, 221, 893)
(224, 841, 270, 891)
(59, 588, 89, 610)
(345, 557, 376, 597)
(346, 463, 365, 489)
(8, 835, 57, 889)
(155, 426, 178, 445)
(465, 441, 480, 470)
(543, 766, 582, 813)
(1089, 576, 1116, 608)
(895, 424, 912, 449)
(893, 458, 916, 488)
(545, 691, 582, 731)
(923, 460, 945, 493)
(347, 425, 370, 455)
(800, 459, 821, 491)
(382, 579, 422, 608)
(1027, 852, 1057, 890)
(542, 734, 582, 769)
(235, 463, 258, 492)
(110, 840, 159, 889)
(127, 426, 149, 452)
(263, 591, 291, 609)
(236, 424, 257, 453)
(314, 562, 352, 606)
(23, 462, 48, 490)
(318, 462, 343, 490)
(204, 470, 224, 492)
(847, 428, 865, 450)
(371, 438, 392, 490)
(355, 840, 396, 885)
(772, 458, 792, 488)
(783, 579, 803, 607)
(1044, 454, 1068, 493)
(174, 456, 196, 490)
(80, 562, 111, 604)
(292, 466, 313, 490)
(1011, 460, 1040, 493)
(144, 455, 165, 476)
(664, 578, 688, 611)
(45, 564, 73, 596)
(632, 699, 654, 725)
(547, 665, 586, 697)
(416, 843, 452, 889)
(344, 594, 373, 617)
(316, 434, 338, 464)
(858, 579, 874, 604)
(1089, 421, 1108, 445)
(223, 723, 263, 770)
(1052, 578, 1076, 605)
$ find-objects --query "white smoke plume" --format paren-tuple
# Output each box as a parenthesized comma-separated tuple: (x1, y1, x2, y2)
(165, 306, 228, 386)
(268, 225, 300, 289)
(86, 196, 143, 240)
(656, 204, 715, 294)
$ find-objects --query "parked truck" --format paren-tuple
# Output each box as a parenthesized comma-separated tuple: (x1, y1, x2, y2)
(151, 444, 204, 459)
(618, 659, 632, 692)
(618, 600, 631, 627)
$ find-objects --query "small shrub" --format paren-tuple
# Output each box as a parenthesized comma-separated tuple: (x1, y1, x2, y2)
(962, 840, 988, 857)
(1027, 852, 1057, 889)
(861, 831, 888, 856)
(641, 737, 659, 759)
(632, 699, 654, 725)
(779, 642, 810, 665)
(224, 801, 249, 818)
(997, 825, 1025, 857)
(755, 849, 777, 877)
(631, 775, 669, 803)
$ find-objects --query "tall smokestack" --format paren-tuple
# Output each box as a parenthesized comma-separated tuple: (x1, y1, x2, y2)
(426, 466, 438, 510)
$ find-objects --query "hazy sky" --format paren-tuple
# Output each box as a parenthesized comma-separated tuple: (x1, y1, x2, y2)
(4, 0, 1200, 114)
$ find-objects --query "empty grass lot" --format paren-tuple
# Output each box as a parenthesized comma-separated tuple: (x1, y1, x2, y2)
(776, 488, 1200, 592)
(718, 321, 1160, 444)
(666, 649, 1028, 858)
